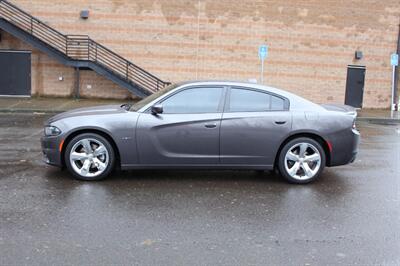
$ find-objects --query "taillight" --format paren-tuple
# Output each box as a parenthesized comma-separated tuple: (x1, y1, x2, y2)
(326, 140, 333, 153)
(352, 121, 356, 129)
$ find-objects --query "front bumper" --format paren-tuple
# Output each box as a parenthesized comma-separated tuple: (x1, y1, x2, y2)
(41, 136, 63, 167)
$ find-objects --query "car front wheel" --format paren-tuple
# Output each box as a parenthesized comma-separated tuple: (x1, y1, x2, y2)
(278, 137, 326, 184)
(64, 133, 115, 181)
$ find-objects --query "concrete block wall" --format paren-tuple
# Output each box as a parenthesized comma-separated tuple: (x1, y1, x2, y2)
(1, 0, 400, 107)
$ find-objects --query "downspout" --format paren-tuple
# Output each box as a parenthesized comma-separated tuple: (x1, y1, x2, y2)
(394, 22, 400, 110)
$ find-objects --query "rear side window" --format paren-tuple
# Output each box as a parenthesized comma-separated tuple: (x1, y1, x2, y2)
(271, 95, 285, 110)
(161, 87, 224, 114)
(228, 88, 286, 112)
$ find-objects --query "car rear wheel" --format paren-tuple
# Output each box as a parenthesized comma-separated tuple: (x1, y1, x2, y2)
(278, 137, 325, 184)
(64, 133, 115, 181)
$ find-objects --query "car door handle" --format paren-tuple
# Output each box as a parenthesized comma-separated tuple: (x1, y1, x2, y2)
(204, 123, 217, 128)
(275, 121, 287, 125)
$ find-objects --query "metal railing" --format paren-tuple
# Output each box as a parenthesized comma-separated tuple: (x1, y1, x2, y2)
(0, 0, 169, 93)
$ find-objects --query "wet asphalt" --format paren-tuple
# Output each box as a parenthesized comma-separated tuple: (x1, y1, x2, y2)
(0, 113, 399, 265)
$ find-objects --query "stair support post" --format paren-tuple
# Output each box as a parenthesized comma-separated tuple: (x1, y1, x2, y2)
(95, 43, 97, 62)
(74, 67, 80, 99)
(65, 37, 68, 56)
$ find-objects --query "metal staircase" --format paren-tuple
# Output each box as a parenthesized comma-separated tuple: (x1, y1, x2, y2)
(0, 0, 170, 98)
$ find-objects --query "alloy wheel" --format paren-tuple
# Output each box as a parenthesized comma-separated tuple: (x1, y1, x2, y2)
(69, 138, 109, 178)
(284, 142, 321, 181)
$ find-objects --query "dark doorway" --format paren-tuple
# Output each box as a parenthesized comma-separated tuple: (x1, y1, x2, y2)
(0, 50, 31, 96)
(345, 65, 365, 108)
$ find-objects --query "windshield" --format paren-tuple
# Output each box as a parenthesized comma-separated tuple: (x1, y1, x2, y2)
(130, 83, 180, 111)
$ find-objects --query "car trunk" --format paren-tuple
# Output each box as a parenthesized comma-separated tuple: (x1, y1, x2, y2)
(320, 104, 357, 118)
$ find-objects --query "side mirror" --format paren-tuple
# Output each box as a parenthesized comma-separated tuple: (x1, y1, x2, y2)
(151, 104, 163, 115)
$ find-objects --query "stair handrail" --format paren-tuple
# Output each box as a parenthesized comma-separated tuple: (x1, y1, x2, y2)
(0, 0, 67, 53)
(0, 0, 66, 39)
(0, 0, 170, 93)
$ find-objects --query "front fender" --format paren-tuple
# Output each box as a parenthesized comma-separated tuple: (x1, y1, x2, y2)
(53, 112, 139, 166)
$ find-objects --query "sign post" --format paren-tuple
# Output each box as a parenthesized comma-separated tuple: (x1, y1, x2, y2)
(258, 45, 268, 84)
(391, 53, 398, 111)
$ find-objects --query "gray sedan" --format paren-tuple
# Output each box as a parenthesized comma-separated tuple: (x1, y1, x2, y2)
(41, 81, 360, 184)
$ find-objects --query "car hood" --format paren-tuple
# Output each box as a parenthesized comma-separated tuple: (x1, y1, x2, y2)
(46, 105, 127, 124)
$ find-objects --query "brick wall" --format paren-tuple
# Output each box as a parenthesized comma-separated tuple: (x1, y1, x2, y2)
(1, 0, 400, 107)
(0, 31, 134, 99)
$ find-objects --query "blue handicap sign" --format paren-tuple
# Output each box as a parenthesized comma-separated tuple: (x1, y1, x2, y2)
(258, 45, 268, 60)
(391, 53, 398, 66)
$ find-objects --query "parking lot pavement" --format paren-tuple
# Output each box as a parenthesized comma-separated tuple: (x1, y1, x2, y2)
(0, 113, 399, 265)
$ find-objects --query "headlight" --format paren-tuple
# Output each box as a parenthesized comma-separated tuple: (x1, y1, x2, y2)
(44, 126, 61, 136)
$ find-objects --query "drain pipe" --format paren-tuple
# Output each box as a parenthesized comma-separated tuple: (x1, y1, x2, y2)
(394, 22, 400, 110)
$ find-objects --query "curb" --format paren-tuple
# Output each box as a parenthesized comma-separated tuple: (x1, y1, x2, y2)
(0, 109, 62, 114)
(356, 117, 400, 125)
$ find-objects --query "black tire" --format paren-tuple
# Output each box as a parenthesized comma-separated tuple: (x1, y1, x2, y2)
(278, 137, 326, 184)
(64, 133, 115, 181)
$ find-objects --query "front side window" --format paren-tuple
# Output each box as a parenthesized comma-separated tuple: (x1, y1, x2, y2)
(131, 83, 180, 111)
(161, 87, 224, 114)
(228, 88, 286, 112)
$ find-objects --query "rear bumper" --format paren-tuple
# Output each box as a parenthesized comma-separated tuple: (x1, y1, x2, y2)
(349, 151, 358, 163)
(328, 128, 360, 167)
(41, 136, 63, 167)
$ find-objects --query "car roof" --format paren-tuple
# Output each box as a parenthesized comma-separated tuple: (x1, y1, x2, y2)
(176, 80, 320, 110)
(178, 80, 292, 97)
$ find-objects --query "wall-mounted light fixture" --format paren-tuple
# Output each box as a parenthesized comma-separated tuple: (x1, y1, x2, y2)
(355, 51, 363, 60)
(80, 10, 89, 20)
